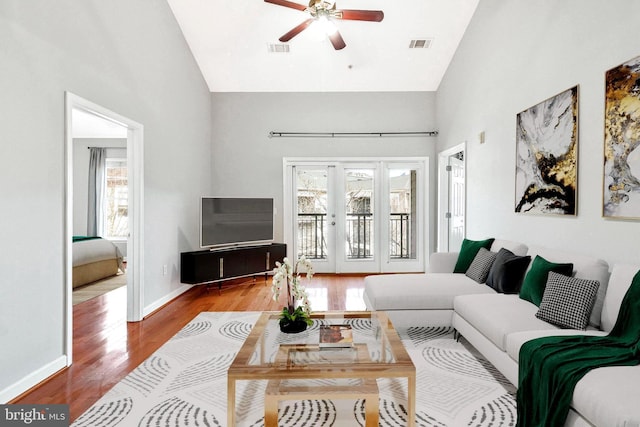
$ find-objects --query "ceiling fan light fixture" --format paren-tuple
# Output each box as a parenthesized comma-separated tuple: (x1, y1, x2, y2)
(316, 15, 338, 36)
(265, 0, 383, 50)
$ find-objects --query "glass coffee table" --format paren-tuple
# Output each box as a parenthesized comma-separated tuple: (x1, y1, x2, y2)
(227, 311, 416, 426)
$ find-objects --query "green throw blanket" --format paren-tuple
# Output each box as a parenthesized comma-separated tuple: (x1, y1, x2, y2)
(517, 270, 640, 426)
(72, 235, 102, 243)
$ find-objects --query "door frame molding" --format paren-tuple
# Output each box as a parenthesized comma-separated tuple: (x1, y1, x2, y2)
(437, 143, 466, 252)
(64, 92, 145, 365)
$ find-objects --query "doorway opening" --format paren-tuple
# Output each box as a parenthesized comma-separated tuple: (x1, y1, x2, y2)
(64, 92, 144, 365)
(437, 143, 466, 252)
(71, 111, 127, 304)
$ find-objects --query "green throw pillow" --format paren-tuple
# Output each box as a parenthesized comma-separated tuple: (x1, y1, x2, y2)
(519, 255, 574, 306)
(453, 238, 495, 273)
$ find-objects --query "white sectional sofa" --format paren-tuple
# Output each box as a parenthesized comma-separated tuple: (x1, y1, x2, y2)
(363, 239, 640, 427)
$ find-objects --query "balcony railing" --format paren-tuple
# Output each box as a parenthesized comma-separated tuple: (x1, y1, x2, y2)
(389, 213, 411, 259)
(297, 213, 327, 260)
(296, 213, 411, 260)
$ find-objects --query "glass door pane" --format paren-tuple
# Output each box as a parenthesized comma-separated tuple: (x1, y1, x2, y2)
(338, 166, 379, 273)
(382, 162, 425, 273)
(295, 167, 335, 272)
(345, 169, 374, 259)
(389, 168, 416, 260)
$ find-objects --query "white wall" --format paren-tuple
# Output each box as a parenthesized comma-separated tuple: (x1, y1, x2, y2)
(210, 92, 439, 254)
(0, 0, 211, 401)
(437, 0, 640, 266)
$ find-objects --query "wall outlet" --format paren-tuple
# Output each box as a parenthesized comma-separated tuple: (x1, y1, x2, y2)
(162, 264, 168, 276)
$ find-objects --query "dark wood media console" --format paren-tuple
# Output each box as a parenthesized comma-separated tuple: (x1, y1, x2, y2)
(180, 243, 286, 291)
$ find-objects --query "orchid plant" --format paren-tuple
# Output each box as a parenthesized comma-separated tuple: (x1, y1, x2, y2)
(271, 256, 314, 326)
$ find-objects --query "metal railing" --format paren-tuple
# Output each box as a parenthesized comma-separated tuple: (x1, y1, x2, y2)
(296, 213, 411, 260)
(389, 213, 411, 259)
(297, 213, 327, 260)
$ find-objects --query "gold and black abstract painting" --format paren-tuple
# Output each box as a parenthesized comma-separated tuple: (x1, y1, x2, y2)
(515, 86, 578, 215)
(604, 55, 640, 219)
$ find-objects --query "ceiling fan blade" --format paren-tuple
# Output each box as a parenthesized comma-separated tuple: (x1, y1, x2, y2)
(328, 30, 346, 50)
(337, 9, 384, 22)
(279, 19, 314, 42)
(264, 0, 307, 12)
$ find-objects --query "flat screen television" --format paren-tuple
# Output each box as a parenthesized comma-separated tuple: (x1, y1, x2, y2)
(200, 197, 274, 248)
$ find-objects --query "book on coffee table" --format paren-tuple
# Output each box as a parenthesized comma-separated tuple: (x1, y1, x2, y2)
(319, 324, 353, 348)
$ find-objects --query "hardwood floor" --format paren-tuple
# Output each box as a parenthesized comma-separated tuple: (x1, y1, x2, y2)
(11, 274, 367, 422)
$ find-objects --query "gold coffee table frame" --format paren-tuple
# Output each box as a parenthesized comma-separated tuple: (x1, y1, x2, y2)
(227, 311, 416, 426)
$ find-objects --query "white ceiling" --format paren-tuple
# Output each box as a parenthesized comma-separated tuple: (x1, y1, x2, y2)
(72, 108, 128, 139)
(166, 0, 479, 92)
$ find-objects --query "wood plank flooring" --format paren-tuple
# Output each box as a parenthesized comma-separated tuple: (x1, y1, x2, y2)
(11, 274, 367, 422)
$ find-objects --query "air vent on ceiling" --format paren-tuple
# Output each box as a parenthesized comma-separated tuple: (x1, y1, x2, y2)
(268, 43, 290, 53)
(409, 38, 433, 49)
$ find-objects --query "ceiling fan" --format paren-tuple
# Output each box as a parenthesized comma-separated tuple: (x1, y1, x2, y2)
(264, 0, 384, 50)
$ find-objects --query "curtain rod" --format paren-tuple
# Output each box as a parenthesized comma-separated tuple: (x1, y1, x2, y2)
(268, 131, 438, 138)
(87, 146, 125, 149)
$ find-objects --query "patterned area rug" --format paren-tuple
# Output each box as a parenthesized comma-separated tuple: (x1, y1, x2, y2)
(71, 312, 516, 426)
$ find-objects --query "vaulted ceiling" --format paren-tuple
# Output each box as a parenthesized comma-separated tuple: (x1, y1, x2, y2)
(166, 0, 479, 92)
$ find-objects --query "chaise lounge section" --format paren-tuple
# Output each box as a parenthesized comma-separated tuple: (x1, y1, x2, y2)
(363, 239, 528, 327)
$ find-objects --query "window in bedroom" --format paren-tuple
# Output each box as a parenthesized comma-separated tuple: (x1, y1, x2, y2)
(104, 158, 128, 239)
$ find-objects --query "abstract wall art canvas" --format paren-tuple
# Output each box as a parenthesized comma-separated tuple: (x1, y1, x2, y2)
(603, 55, 640, 220)
(515, 86, 578, 215)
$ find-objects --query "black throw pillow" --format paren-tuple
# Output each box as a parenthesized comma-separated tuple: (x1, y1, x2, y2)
(485, 248, 531, 294)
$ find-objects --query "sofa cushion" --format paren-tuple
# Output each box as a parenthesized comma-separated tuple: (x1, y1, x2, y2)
(465, 247, 497, 283)
(485, 248, 531, 293)
(519, 255, 573, 306)
(601, 263, 640, 333)
(453, 294, 558, 351)
(453, 238, 495, 273)
(505, 330, 607, 363)
(489, 239, 528, 257)
(535, 272, 600, 330)
(526, 245, 610, 328)
(571, 365, 640, 427)
(427, 251, 459, 273)
(506, 330, 640, 426)
(363, 273, 496, 311)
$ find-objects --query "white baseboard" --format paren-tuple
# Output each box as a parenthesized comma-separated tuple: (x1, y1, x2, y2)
(0, 355, 68, 403)
(143, 284, 193, 318)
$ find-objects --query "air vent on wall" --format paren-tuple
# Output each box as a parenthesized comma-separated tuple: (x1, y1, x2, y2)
(409, 38, 433, 49)
(268, 43, 290, 53)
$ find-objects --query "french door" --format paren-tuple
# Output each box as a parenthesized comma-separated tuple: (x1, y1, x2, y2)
(284, 158, 427, 274)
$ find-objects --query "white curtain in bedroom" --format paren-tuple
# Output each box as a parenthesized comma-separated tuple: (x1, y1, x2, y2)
(87, 147, 106, 237)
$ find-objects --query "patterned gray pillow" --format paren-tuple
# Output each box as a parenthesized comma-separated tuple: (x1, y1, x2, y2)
(465, 247, 497, 284)
(536, 272, 600, 330)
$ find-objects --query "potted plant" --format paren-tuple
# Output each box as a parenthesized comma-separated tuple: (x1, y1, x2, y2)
(271, 256, 313, 333)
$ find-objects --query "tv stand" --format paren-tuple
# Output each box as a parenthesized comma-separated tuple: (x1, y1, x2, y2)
(180, 243, 286, 291)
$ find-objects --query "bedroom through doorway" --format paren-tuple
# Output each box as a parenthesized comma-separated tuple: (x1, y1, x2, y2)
(64, 92, 145, 365)
(70, 112, 128, 305)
